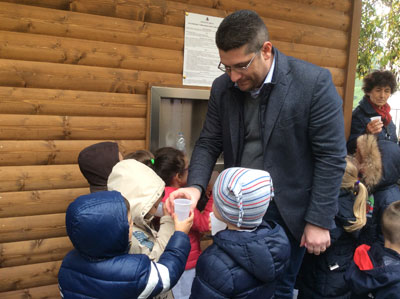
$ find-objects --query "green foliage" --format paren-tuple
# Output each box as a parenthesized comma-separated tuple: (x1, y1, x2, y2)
(358, 0, 400, 82)
(353, 78, 364, 108)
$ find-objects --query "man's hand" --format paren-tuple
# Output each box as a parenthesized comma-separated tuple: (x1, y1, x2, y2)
(165, 187, 201, 215)
(300, 223, 331, 255)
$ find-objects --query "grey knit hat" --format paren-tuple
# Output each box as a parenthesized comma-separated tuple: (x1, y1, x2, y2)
(213, 167, 273, 228)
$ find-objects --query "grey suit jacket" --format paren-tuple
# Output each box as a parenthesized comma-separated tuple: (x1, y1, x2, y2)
(188, 48, 347, 240)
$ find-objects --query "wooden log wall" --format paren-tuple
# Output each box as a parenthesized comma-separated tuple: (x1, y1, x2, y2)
(0, 0, 360, 297)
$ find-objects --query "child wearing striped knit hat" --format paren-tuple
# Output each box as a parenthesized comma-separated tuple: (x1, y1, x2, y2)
(190, 167, 291, 299)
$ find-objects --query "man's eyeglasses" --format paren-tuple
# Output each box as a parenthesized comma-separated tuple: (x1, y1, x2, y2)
(218, 48, 261, 73)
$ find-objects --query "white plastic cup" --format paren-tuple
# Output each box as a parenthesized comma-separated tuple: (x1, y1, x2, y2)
(210, 212, 227, 235)
(370, 116, 382, 122)
(174, 198, 191, 221)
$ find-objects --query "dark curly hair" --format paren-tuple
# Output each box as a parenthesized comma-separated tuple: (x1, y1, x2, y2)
(362, 70, 397, 94)
(153, 147, 186, 186)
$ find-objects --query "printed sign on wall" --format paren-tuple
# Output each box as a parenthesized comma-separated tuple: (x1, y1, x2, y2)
(183, 12, 223, 87)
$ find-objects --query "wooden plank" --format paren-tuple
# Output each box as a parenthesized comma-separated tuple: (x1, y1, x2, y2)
(326, 67, 345, 87)
(266, 18, 348, 51)
(0, 2, 184, 51)
(0, 114, 146, 140)
(124, 0, 351, 13)
(270, 41, 347, 69)
(0, 188, 88, 217)
(0, 237, 72, 267)
(0, 32, 347, 71)
(336, 87, 344, 99)
(0, 140, 145, 166)
(0, 59, 182, 94)
(0, 30, 183, 74)
(0, 87, 146, 117)
(290, 0, 351, 13)
(0, 261, 61, 292)
(0, 0, 70, 10)
(171, 0, 350, 31)
(0, 164, 87, 192)
(343, 0, 362, 139)
(0, 284, 60, 299)
(70, 0, 348, 50)
(0, 2, 348, 51)
(0, 213, 66, 243)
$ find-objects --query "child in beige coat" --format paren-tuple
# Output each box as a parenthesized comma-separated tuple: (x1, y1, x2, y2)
(107, 159, 175, 261)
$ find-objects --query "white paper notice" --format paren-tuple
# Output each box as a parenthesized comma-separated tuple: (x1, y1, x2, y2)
(183, 12, 223, 87)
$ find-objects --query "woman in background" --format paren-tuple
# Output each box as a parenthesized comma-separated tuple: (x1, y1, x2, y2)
(348, 70, 398, 154)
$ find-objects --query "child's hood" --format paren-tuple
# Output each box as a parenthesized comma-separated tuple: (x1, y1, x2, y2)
(107, 159, 165, 227)
(78, 142, 120, 189)
(347, 243, 400, 295)
(355, 134, 382, 190)
(356, 134, 400, 190)
(213, 221, 290, 282)
(66, 191, 130, 260)
(376, 139, 400, 188)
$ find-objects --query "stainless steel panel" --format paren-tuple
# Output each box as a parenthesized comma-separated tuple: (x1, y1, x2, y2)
(150, 86, 210, 160)
(150, 86, 224, 169)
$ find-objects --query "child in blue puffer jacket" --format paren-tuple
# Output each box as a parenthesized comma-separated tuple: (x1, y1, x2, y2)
(190, 167, 290, 299)
(58, 190, 193, 299)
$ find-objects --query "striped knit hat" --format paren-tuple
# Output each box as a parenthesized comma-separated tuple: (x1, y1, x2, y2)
(213, 167, 273, 228)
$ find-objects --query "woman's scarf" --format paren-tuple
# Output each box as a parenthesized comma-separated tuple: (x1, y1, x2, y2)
(367, 98, 392, 126)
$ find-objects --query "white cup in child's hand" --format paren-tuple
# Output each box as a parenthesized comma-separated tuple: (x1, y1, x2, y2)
(370, 116, 382, 122)
(210, 212, 227, 236)
(174, 198, 191, 221)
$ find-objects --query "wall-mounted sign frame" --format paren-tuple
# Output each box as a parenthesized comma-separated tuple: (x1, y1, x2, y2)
(183, 12, 223, 87)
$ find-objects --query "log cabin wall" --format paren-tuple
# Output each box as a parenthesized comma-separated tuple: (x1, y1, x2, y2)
(0, 0, 360, 297)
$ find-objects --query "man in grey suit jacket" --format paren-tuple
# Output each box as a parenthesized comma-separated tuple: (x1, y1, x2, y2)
(168, 10, 346, 298)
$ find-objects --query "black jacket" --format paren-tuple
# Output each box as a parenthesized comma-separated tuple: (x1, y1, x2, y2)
(297, 190, 363, 299)
(348, 96, 398, 154)
(345, 243, 400, 299)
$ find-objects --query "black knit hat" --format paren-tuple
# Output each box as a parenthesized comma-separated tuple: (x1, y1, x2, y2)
(78, 142, 120, 192)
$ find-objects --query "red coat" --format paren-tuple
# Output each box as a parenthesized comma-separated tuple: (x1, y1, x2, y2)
(162, 186, 213, 269)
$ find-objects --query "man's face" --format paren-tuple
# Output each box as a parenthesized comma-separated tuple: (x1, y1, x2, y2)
(218, 42, 273, 92)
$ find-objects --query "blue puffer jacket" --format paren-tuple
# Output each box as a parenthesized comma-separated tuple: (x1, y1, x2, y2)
(190, 220, 290, 299)
(347, 96, 398, 154)
(58, 191, 191, 299)
(345, 243, 400, 299)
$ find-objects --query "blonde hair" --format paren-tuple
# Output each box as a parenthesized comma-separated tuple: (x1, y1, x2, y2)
(382, 201, 400, 245)
(341, 157, 368, 232)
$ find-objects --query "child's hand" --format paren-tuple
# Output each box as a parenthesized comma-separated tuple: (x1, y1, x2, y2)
(163, 199, 170, 217)
(173, 210, 194, 234)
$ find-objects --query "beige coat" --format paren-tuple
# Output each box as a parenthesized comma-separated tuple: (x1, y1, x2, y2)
(107, 159, 175, 261)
